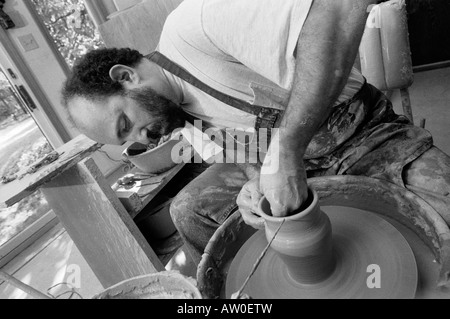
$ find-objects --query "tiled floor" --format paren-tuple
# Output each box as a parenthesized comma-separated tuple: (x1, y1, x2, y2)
(0, 67, 449, 299)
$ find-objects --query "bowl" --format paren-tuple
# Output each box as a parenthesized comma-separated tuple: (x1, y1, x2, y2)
(122, 132, 191, 174)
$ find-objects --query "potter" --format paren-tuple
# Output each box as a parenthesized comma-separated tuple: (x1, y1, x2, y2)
(61, 0, 450, 286)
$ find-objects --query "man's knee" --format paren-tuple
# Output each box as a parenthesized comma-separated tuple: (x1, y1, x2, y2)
(170, 163, 246, 225)
(402, 146, 450, 225)
(170, 187, 197, 228)
(403, 146, 450, 195)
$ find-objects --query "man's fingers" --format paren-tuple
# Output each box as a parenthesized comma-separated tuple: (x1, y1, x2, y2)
(263, 190, 289, 217)
(250, 188, 263, 213)
(239, 208, 265, 230)
(237, 190, 265, 229)
(236, 190, 250, 209)
(237, 177, 265, 229)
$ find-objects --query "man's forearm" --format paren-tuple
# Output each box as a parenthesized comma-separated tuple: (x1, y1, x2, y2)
(279, 0, 376, 153)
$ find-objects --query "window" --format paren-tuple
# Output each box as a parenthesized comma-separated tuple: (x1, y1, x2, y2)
(0, 0, 105, 266)
(30, 0, 104, 68)
(0, 69, 52, 257)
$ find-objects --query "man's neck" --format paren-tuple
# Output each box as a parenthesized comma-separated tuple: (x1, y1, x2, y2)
(138, 58, 182, 105)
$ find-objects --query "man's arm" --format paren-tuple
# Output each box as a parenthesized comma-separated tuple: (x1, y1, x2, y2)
(260, 0, 377, 216)
(281, 0, 375, 149)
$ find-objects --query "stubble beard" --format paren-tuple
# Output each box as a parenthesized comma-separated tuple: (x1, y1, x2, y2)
(126, 86, 187, 141)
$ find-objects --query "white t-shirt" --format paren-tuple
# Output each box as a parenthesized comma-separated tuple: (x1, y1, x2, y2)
(158, 0, 365, 130)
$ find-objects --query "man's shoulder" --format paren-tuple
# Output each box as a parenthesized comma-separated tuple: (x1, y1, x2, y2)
(159, 0, 223, 63)
(162, 0, 203, 34)
(160, 0, 206, 53)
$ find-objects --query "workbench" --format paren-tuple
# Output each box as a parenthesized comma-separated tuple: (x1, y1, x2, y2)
(0, 134, 188, 289)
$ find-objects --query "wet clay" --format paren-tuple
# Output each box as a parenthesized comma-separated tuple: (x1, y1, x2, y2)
(226, 200, 418, 299)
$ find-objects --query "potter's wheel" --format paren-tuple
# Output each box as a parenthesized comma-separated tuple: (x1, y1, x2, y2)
(225, 206, 418, 299)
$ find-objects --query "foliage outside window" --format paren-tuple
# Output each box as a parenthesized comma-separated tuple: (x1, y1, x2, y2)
(31, 0, 104, 68)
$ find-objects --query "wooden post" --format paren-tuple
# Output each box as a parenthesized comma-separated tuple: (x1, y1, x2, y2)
(41, 157, 164, 288)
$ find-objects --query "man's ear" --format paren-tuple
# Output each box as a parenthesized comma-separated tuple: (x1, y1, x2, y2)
(109, 65, 140, 86)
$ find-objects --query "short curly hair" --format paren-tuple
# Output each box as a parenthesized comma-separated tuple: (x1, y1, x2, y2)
(61, 47, 144, 107)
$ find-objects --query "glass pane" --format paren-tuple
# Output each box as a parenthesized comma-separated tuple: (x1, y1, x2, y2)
(31, 0, 105, 68)
(0, 70, 52, 247)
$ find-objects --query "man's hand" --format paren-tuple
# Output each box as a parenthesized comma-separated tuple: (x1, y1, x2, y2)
(236, 176, 265, 229)
(260, 135, 308, 217)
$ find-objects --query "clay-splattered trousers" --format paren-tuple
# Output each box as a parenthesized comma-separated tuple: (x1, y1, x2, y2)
(170, 83, 434, 265)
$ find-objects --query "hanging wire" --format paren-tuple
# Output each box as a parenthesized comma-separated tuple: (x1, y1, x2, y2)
(46, 282, 84, 299)
(97, 149, 134, 172)
(224, 129, 257, 147)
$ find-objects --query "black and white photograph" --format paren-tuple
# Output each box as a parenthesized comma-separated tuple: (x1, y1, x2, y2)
(0, 0, 449, 305)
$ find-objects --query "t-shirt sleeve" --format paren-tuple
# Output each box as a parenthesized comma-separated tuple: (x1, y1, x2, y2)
(201, 0, 314, 90)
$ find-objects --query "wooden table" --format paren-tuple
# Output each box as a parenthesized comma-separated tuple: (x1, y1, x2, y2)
(0, 134, 183, 289)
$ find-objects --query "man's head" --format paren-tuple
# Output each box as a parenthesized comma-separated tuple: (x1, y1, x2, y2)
(62, 48, 185, 145)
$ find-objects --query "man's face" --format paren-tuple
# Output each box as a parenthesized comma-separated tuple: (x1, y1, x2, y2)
(68, 87, 186, 145)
